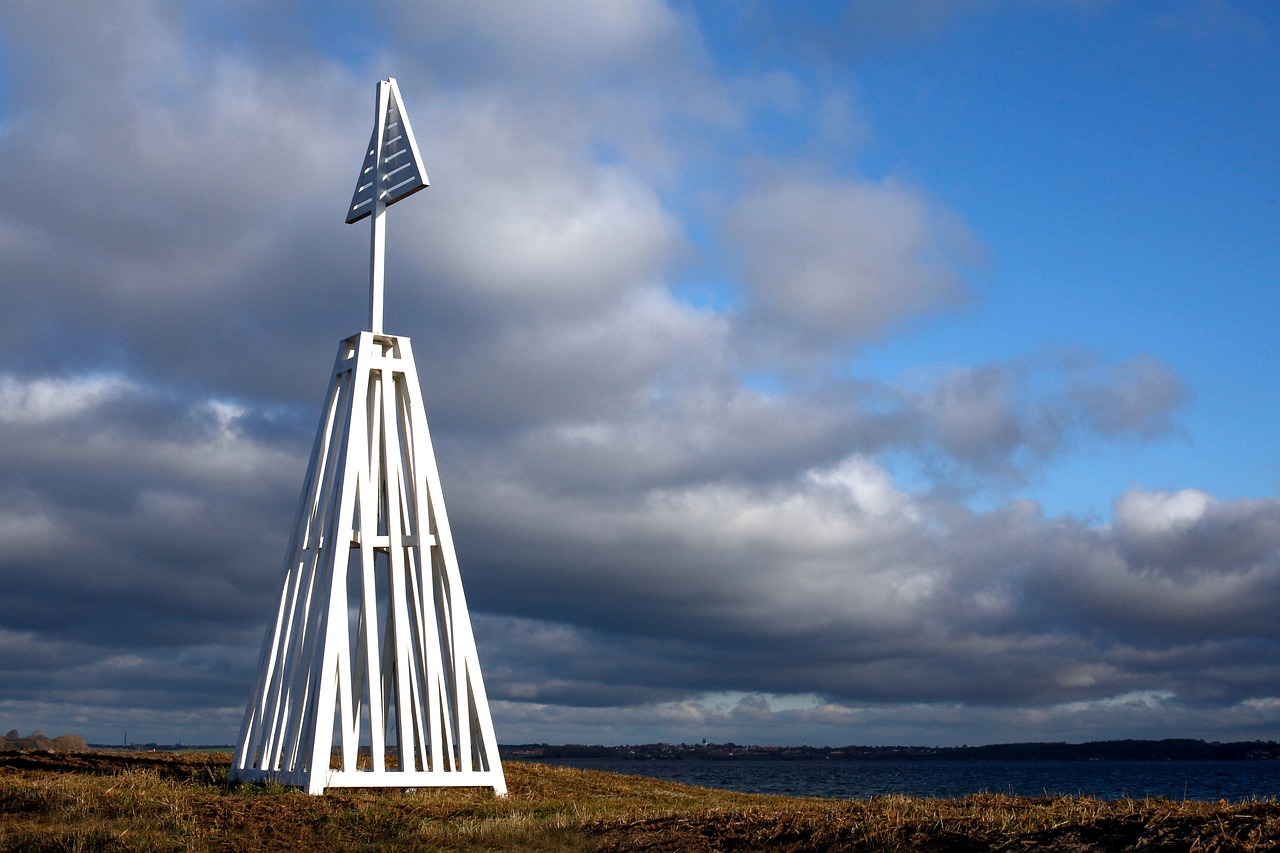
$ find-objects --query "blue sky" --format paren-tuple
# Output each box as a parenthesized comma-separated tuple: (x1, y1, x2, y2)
(769, 2, 1280, 513)
(0, 0, 1278, 749)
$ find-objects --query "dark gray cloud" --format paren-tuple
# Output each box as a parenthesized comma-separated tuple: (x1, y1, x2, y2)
(465, 478, 1280, 743)
(0, 0, 1270, 749)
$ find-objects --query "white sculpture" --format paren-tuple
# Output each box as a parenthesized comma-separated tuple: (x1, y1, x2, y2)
(230, 78, 506, 796)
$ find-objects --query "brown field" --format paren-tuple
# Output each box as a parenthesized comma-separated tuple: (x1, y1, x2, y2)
(1, 750, 1278, 851)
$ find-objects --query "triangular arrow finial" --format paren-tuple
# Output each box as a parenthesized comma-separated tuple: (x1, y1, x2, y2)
(347, 78, 429, 223)
(347, 78, 429, 335)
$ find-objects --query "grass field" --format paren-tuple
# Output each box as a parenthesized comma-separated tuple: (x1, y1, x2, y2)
(1, 750, 1278, 851)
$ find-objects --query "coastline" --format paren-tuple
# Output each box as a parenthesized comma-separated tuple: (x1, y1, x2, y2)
(505, 737, 1280, 762)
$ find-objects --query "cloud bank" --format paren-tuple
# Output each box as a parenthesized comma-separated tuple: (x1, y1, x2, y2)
(0, 0, 1275, 747)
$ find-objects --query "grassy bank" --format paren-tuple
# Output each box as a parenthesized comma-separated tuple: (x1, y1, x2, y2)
(0, 750, 1277, 851)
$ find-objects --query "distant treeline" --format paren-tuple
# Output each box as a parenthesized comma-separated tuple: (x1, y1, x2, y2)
(504, 739, 1280, 762)
(3, 730, 87, 752)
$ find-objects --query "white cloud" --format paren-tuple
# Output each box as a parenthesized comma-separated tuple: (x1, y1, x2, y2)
(1115, 488, 1212, 537)
(726, 177, 976, 347)
(403, 104, 683, 311)
(0, 374, 135, 424)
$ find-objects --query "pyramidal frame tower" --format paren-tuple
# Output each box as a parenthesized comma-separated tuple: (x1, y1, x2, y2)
(230, 78, 506, 796)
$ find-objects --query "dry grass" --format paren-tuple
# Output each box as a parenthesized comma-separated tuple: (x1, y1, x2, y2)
(0, 750, 1277, 851)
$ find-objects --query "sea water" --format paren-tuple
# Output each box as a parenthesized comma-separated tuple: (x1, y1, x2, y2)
(515, 757, 1280, 802)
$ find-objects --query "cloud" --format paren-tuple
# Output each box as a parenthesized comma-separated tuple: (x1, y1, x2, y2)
(385, 0, 697, 85)
(1113, 488, 1280, 584)
(466, 474, 1280, 730)
(1070, 354, 1190, 438)
(888, 352, 1190, 486)
(0, 3, 367, 401)
(399, 100, 683, 314)
(726, 177, 977, 353)
(0, 373, 297, 650)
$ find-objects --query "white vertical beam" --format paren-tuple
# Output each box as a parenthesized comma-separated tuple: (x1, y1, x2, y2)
(357, 365, 385, 774)
(369, 196, 386, 335)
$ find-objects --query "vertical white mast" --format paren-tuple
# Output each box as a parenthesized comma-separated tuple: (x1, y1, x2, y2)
(230, 78, 505, 796)
(368, 83, 388, 335)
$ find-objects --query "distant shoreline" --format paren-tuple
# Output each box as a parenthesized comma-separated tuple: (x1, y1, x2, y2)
(76, 737, 1280, 763)
(504, 737, 1280, 762)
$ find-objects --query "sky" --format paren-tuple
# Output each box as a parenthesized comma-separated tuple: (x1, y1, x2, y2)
(0, 0, 1278, 749)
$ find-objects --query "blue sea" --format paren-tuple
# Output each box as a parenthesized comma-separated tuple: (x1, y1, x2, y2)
(515, 757, 1280, 802)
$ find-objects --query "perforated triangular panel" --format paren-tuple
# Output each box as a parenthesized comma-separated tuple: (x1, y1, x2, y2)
(346, 78, 429, 223)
